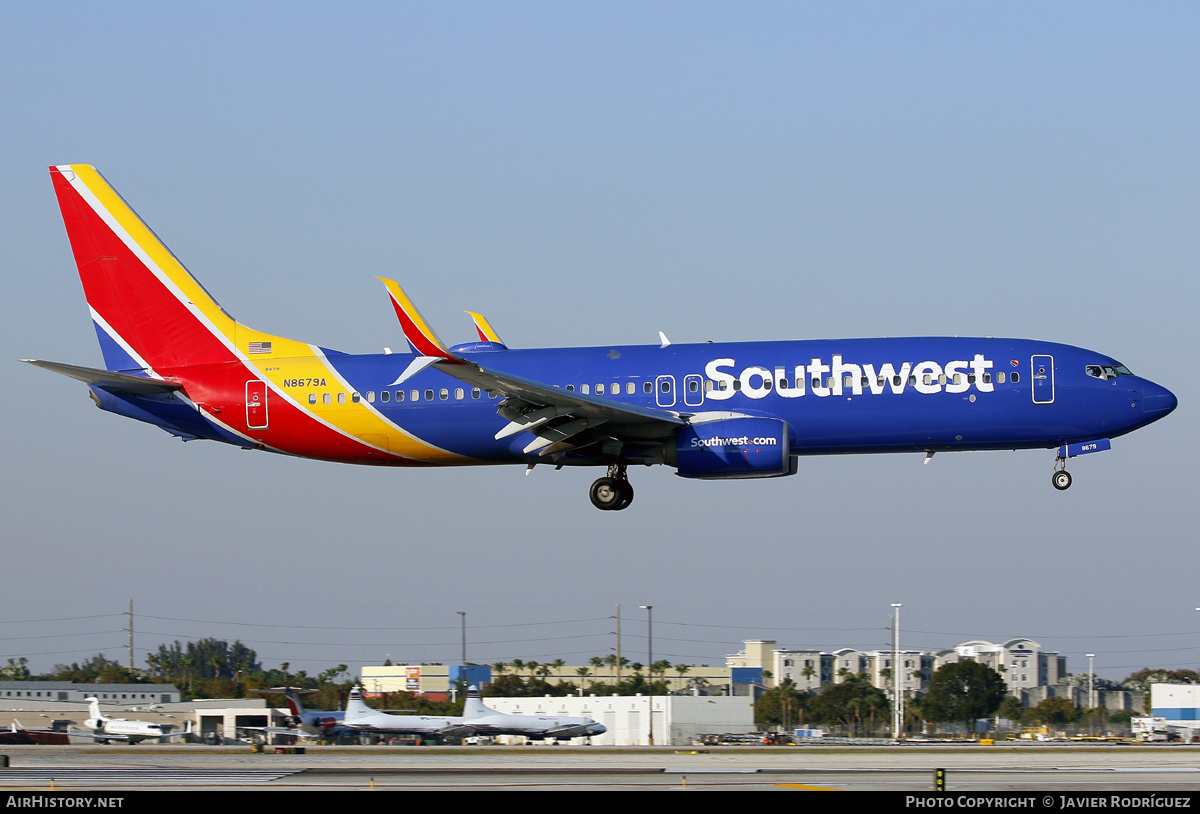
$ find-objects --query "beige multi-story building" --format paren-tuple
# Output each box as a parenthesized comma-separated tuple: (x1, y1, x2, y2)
(934, 639, 1066, 698)
(732, 637, 1067, 701)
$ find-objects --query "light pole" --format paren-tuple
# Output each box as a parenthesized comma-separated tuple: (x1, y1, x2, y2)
(455, 611, 466, 704)
(1087, 653, 1095, 735)
(458, 611, 466, 664)
(641, 605, 653, 746)
(1195, 608, 1200, 679)
(891, 603, 903, 740)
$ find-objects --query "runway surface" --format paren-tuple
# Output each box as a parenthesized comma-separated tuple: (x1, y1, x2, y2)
(1, 743, 1199, 792)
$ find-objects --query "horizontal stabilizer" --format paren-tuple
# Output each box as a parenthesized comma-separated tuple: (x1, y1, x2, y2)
(22, 360, 182, 394)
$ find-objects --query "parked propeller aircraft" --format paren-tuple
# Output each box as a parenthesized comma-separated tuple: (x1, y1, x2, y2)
(461, 685, 605, 740)
(341, 687, 474, 739)
(28, 165, 1177, 510)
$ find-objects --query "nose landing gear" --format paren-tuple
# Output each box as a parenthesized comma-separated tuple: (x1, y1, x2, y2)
(590, 465, 634, 511)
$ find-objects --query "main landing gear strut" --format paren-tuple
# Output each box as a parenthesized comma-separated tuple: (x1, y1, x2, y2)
(590, 464, 634, 511)
(1052, 456, 1072, 491)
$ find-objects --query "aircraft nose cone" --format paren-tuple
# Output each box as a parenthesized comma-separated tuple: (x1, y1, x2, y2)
(1142, 380, 1178, 418)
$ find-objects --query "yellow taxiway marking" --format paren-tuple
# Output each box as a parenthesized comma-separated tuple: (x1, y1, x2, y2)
(773, 782, 844, 791)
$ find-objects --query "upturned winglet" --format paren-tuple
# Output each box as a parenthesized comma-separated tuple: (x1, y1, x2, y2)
(466, 311, 505, 345)
(378, 278, 459, 361)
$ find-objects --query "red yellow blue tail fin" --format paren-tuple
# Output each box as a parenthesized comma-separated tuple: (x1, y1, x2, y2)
(49, 164, 288, 374)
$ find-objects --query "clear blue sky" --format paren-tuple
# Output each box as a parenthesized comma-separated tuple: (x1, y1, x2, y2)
(2, 2, 1196, 682)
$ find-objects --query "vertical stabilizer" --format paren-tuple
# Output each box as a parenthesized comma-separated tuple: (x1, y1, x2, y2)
(462, 684, 493, 718)
(49, 165, 284, 374)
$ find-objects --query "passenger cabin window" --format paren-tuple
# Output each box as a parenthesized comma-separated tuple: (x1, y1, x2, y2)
(644, 382, 653, 394)
(308, 394, 317, 405)
(396, 390, 405, 402)
(424, 389, 434, 401)
(410, 389, 419, 401)
(455, 388, 464, 399)
(367, 391, 376, 403)
(626, 382, 635, 394)
(322, 393, 332, 405)
(566, 384, 574, 391)
(472, 388, 481, 399)
(439, 388, 449, 400)
(381, 390, 390, 403)
(1011, 372, 1020, 383)
(337, 392, 347, 404)
(581, 384, 590, 394)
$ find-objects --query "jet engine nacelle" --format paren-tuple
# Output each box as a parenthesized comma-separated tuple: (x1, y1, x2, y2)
(670, 417, 794, 479)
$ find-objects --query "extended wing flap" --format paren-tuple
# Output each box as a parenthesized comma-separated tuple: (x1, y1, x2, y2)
(434, 358, 683, 434)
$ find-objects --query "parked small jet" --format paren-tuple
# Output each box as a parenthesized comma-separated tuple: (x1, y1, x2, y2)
(84, 697, 179, 743)
(461, 685, 605, 740)
(341, 686, 474, 740)
(28, 165, 1177, 510)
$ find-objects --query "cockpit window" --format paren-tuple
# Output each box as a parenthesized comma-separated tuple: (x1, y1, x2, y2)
(1086, 364, 1134, 380)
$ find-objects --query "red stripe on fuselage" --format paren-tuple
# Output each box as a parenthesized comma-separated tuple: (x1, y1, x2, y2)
(166, 363, 440, 465)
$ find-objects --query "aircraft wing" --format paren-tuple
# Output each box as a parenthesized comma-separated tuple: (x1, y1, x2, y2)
(238, 725, 323, 740)
(21, 360, 182, 395)
(2, 723, 127, 745)
(380, 279, 684, 456)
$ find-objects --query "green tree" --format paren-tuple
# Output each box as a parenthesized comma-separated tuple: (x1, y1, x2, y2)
(1027, 696, 1075, 725)
(807, 673, 890, 735)
(1, 658, 30, 680)
(755, 679, 807, 730)
(997, 695, 1024, 723)
(922, 662, 1007, 732)
(1121, 668, 1199, 692)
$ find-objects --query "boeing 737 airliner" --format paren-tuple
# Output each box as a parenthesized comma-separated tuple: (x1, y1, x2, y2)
(26, 165, 1176, 510)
